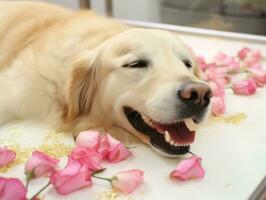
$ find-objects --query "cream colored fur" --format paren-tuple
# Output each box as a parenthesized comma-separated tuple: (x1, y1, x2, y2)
(0, 1, 205, 146)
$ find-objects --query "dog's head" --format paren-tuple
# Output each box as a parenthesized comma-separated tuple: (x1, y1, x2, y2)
(65, 28, 212, 157)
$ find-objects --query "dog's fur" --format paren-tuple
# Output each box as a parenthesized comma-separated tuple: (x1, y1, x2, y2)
(0, 1, 205, 146)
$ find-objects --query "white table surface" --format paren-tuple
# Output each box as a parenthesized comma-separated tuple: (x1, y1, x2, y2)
(0, 29, 266, 200)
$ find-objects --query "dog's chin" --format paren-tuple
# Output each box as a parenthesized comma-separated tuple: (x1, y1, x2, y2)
(123, 106, 201, 157)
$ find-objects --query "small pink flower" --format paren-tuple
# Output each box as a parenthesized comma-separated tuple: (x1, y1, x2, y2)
(211, 96, 226, 115)
(242, 50, 263, 68)
(70, 146, 102, 171)
(208, 81, 225, 97)
(50, 158, 92, 195)
(197, 56, 208, 70)
(25, 151, 59, 178)
(227, 59, 240, 72)
(76, 130, 100, 150)
(249, 63, 262, 69)
(214, 52, 235, 66)
(232, 79, 257, 95)
(0, 177, 27, 200)
(98, 134, 132, 163)
(170, 156, 205, 181)
(213, 78, 230, 87)
(0, 148, 16, 167)
(243, 59, 260, 68)
(249, 68, 266, 86)
(237, 47, 251, 60)
(111, 169, 144, 194)
(204, 67, 228, 80)
(250, 50, 262, 62)
(203, 68, 215, 80)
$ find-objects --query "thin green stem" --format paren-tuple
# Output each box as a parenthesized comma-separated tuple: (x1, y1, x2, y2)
(25, 170, 35, 190)
(26, 179, 30, 190)
(91, 168, 107, 176)
(92, 175, 112, 183)
(125, 146, 137, 149)
(29, 182, 51, 200)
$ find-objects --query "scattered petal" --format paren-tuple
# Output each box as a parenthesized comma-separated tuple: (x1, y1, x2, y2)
(0, 148, 16, 167)
(98, 134, 132, 163)
(25, 151, 59, 178)
(70, 146, 102, 171)
(197, 56, 208, 70)
(208, 81, 225, 97)
(50, 157, 92, 195)
(232, 79, 257, 95)
(76, 130, 100, 150)
(248, 68, 266, 86)
(214, 52, 235, 67)
(237, 47, 251, 60)
(170, 156, 205, 181)
(111, 169, 144, 194)
(0, 177, 27, 200)
(211, 96, 226, 115)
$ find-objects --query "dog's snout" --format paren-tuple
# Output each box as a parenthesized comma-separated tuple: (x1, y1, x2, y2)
(178, 82, 212, 108)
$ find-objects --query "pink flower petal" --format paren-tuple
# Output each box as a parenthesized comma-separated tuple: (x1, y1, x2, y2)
(250, 50, 262, 62)
(25, 151, 59, 178)
(227, 59, 240, 72)
(211, 96, 226, 115)
(237, 47, 251, 60)
(242, 49, 263, 68)
(70, 146, 102, 171)
(232, 79, 257, 95)
(248, 68, 266, 86)
(214, 52, 235, 66)
(0, 148, 16, 167)
(98, 134, 132, 163)
(111, 169, 144, 194)
(0, 177, 27, 200)
(204, 67, 228, 81)
(76, 130, 100, 150)
(50, 158, 92, 195)
(208, 81, 225, 97)
(197, 56, 208, 71)
(170, 156, 205, 181)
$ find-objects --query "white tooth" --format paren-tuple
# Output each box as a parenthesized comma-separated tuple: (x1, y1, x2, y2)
(184, 119, 197, 132)
(170, 140, 174, 146)
(142, 115, 148, 123)
(164, 131, 171, 143)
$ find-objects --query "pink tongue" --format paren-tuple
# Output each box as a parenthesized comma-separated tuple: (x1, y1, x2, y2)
(156, 122, 195, 144)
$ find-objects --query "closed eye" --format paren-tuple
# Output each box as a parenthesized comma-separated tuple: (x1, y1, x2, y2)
(183, 59, 192, 69)
(122, 59, 149, 68)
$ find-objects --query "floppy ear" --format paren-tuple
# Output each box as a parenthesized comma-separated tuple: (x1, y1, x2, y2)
(63, 51, 98, 123)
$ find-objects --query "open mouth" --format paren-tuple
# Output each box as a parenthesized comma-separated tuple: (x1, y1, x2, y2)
(124, 106, 196, 156)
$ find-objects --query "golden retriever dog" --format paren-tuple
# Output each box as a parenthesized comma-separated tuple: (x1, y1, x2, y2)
(0, 1, 211, 156)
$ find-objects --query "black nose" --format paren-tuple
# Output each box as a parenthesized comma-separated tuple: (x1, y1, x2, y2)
(178, 82, 212, 108)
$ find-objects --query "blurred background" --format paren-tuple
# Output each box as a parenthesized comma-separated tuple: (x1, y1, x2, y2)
(24, 0, 266, 35)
